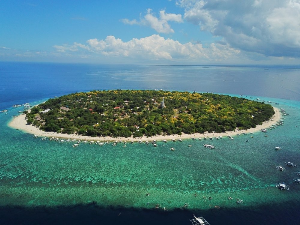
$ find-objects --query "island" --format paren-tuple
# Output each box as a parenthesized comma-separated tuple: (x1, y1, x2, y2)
(21, 90, 276, 140)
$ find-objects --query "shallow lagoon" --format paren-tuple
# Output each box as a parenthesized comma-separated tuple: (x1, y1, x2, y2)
(1, 63, 300, 224)
(1, 97, 300, 212)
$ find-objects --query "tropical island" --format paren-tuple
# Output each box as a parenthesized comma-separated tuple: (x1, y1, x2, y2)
(23, 90, 275, 138)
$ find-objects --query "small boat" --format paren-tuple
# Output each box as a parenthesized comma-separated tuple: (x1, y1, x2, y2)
(276, 166, 285, 171)
(294, 178, 300, 184)
(286, 162, 297, 167)
(276, 182, 289, 190)
(275, 146, 281, 150)
(236, 199, 243, 204)
(170, 147, 175, 151)
(190, 215, 210, 225)
(203, 144, 215, 149)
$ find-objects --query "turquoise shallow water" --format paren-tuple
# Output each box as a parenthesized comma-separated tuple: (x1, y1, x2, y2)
(2, 63, 300, 224)
(1, 96, 300, 211)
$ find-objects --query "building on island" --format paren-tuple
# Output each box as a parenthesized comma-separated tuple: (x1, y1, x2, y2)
(160, 97, 166, 108)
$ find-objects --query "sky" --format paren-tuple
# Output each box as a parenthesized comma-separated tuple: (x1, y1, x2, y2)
(1, 0, 300, 65)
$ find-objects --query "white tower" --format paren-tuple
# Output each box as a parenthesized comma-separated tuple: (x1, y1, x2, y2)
(160, 97, 166, 108)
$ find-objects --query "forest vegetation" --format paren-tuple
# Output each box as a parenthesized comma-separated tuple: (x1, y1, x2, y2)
(25, 90, 275, 138)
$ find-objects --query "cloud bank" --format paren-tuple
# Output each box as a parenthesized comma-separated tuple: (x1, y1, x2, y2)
(51, 1, 300, 64)
(54, 34, 239, 63)
(121, 9, 183, 33)
(178, 0, 300, 57)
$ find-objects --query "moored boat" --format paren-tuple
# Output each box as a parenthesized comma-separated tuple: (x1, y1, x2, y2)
(276, 166, 285, 171)
(190, 215, 210, 225)
(276, 182, 289, 190)
(286, 162, 296, 167)
(203, 144, 215, 149)
(294, 178, 300, 184)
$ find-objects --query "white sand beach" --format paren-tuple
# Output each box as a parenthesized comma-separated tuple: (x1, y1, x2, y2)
(9, 107, 282, 142)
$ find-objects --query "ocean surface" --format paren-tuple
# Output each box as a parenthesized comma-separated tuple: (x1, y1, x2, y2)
(1, 62, 300, 224)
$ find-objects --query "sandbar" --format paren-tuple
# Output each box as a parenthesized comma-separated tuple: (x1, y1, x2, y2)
(8, 107, 282, 142)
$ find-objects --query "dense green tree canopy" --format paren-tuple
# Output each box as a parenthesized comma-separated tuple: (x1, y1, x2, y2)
(26, 90, 275, 137)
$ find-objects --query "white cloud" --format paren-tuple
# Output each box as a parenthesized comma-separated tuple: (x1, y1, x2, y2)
(121, 18, 139, 25)
(178, 0, 300, 58)
(53, 42, 90, 52)
(0, 46, 10, 50)
(121, 9, 183, 34)
(53, 34, 240, 63)
(160, 10, 183, 23)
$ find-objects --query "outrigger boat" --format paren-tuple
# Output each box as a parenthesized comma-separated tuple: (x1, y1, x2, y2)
(190, 215, 210, 225)
(276, 182, 289, 190)
(286, 162, 297, 167)
(276, 166, 285, 171)
(294, 178, 300, 184)
(203, 144, 215, 149)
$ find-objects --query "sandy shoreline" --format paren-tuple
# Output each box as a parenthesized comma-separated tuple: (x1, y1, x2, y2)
(8, 107, 281, 142)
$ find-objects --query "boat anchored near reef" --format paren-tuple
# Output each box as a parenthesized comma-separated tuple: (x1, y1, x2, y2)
(276, 166, 285, 171)
(286, 162, 297, 167)
(294, 178, 300, 184)
(190, 215, 210, 225)
(203, 144, 215, 149)
(276, 182, 289, 190)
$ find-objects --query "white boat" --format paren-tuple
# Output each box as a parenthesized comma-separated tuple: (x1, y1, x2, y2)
(276, 166, 285, 171)
(294, 178, 300, 184)
(190, 215, 210, 225)
(276, 182, 289, 190)
(275, 146, 281, 150)
(286, 162, 296, 167)
(203, 144, 215, 149)
(23, 103, 30, 110)
(236, 199, 243, 204)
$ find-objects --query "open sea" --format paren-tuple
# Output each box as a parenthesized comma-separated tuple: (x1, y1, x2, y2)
(1, 62, 300, 224)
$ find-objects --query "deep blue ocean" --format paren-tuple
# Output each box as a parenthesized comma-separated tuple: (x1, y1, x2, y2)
(1, 62, 300, 225)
